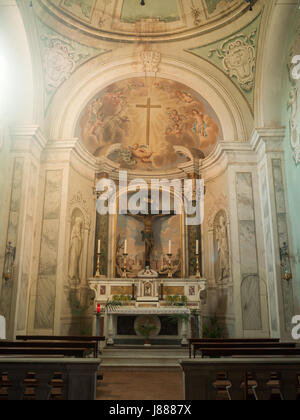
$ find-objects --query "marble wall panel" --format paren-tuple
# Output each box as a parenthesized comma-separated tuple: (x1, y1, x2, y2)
(241, 275, 262, 331)
(236, 172, 262, 331)
(17, 164, 37, 331)
(34, 170, 62, 330)
(0, 158, 24, 321)
(260, 165, 279, 334)
(272, 159, 294, 331)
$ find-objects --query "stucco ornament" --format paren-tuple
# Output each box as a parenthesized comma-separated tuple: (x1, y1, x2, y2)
(140, 50, 161, 75)
(287, 87, 300, 165)
(209, 31, 257, 91)
(43, 39, 75, 89)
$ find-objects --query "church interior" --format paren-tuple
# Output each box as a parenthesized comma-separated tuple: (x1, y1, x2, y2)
(0, 0, 300, 402)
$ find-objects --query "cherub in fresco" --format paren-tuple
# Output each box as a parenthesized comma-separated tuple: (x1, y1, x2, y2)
(130, 144, 153, 164)
(176, 90, 194, 104)
(192, 109, 208, 142)
(168, 109, 182, 124)
(172, 124, 183, 137)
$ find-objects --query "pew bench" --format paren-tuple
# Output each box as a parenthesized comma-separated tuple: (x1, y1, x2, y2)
(16, 336, 106, 358)
(0, 340, 97, 357)
(0, 358, 100, 400)
(189, 338, 280, 358)
(0, 347, 88, 357)
(180, 358, 300, 400)
(192, 342, 296, 358)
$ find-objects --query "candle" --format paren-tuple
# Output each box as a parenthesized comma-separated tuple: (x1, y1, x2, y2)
(97, 304, 101, 314)
(124, 240, 127, 255)
(196, 240, 199, 255)
(98, 239, 101, 254)
(168, 240, 172, 255)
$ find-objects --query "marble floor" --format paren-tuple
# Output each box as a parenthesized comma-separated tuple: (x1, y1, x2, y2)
(96, 369, 183, 400)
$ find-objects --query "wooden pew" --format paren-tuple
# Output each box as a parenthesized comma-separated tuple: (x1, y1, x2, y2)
(0, 358, 100, 400)
(16, 336, 106, 357)
(192, 342, 295, 358)
(0, 347, 87, 357)
(189, 338, 280, 358)
(180, 358, 300, 400)
(0, 340, 97, 357)
(200, 347, 300, 358)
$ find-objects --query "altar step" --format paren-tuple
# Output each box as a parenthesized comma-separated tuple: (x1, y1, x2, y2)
(100, 346, 188, 370)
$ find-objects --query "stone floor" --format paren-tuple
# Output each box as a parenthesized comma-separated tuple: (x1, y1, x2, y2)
(96, 369, 183, 400)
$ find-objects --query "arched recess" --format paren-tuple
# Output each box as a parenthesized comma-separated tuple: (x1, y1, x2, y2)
(255, 0, 297, 127)
(0, 1, 35, 125)
(45, 54, 253, 144)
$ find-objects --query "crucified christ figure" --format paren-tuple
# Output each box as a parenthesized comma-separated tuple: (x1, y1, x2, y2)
(128, 212, 175, 268)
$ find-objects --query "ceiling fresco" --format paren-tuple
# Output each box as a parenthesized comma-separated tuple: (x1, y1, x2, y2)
(37, 0, 247, 41)
(76, 77, 222, 170)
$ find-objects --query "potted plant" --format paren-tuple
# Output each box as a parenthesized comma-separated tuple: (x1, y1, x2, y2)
(138, 323, 157, 346)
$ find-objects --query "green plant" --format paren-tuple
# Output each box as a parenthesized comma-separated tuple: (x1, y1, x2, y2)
(138, 324, 157, 339)
(69, 296, 89, 317)
(203, 316, 224, 339)
(166, 295, 187, 307)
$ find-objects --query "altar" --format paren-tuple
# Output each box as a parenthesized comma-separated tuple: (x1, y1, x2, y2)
(89, 277, 206, 346)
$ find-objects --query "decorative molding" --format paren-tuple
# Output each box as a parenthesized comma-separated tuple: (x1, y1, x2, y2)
(69, 191, 91, 229)
(208, 30, 257, 92)
(35, 17, 108, 108)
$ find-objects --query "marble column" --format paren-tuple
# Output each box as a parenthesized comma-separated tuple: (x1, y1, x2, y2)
(0, 126, 46, 338)
(253, 128, 297, 340)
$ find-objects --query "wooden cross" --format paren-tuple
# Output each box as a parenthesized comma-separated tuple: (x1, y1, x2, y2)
(136, 97, 161, 146)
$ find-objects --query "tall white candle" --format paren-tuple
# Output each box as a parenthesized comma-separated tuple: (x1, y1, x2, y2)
(124, 240, 127, 255)
(169, 240, 172, 255)
(98, 239, 101, 254)
(196, 240, 199, 255)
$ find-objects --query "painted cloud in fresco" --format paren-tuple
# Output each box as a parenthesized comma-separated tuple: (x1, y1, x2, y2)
(77, 77, 222, 170)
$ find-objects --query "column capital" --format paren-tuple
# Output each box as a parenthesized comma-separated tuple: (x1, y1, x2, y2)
(9, 125, 47, 155)
(250, 127, 286, 155)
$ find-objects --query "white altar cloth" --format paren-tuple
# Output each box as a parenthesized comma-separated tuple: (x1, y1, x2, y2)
(107, 307, 190, 315)
(0, 315, 6, 340)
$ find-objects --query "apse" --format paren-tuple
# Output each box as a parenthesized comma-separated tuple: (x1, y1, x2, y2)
(76, 77, 222, 171)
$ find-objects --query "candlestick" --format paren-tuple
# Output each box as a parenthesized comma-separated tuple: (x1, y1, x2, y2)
(122, 252, 128, 278)
(167, 252, 173, 278)
(195, 253, 201, 279)
(95, 250, 102, 278)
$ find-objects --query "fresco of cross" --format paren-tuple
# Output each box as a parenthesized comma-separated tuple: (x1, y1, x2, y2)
(136, 97, 162, 146)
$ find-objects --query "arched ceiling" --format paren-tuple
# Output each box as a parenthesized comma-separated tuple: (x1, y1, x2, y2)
(35, 0, 251, 42)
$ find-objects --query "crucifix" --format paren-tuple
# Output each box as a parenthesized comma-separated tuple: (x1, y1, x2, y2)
(136, 97, 161, 146)
(128, 198, 175, 269)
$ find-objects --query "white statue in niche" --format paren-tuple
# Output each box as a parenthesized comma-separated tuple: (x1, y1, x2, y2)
(215, 212, 230, 283)
(69, 216, 84, 285)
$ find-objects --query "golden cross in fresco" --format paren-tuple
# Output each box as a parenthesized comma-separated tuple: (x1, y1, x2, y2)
(136, 97, 161, 147)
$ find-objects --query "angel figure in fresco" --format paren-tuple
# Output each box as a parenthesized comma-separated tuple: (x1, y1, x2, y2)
(192, 109, 208, 144)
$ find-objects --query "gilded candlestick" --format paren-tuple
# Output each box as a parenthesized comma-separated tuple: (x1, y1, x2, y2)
(122, 253, 128, 279)
(167, 253, 173, 278)
(195, 253, 201, 279)
(95, 252, 102, 278)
